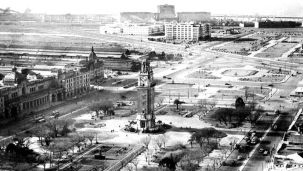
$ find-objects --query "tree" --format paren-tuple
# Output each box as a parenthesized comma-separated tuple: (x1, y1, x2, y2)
(49, 138, 72, 170)
(180, 149, 203, 171)
(99, 100, 114, 116)
(154, 136, 164, 150)
(38, 152, 50, 171)
(233, 107, 251, 126)
(156, 97, 165, 107)
(166, 54, 174, 60)
(159, 51, 166, 60)
(198, 99, 217, 112)
(174, 99, 185, 110)
(235, 97, 245, 110)
(148, 51, 157, 59)
(244, 87, 249, 100)
(83, 131, 95, 145)
(131, 159, 139, 171)
(159, 151, 184, 170)
(209, 99, 217, 109)
(191, 128, 227, 146)
(45, 119, 75, 137)
(125, 49, 131, 55)
(159, 134, 168, 148)
(0, 73, 4, 80)
(198, 99, 208, 111)
(141, 136, 151, 149)
(213, 108, 235, 125)
(188, 137, 194, 148)
(32, 125, 52, 146)
(121, 53, 128, 59)
(89, 103, 103, 117)
(131, 61, 141, 72)
(247, 111, 260, 126)
(69, 132, 85, 153)
(125, 163, 135, 171)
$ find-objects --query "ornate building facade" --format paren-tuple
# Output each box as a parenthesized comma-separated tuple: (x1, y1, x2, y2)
(0, 48, 104, 119)
(0, 69, 63, 119)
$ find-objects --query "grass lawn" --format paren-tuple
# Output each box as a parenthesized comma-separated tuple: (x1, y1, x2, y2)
(256, 42, 297, 58)
(187, 70, 221, 79)
(239, 74, 286, 82)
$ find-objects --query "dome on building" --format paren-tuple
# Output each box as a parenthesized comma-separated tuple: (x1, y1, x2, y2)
(3, 72, 16, 86)
(3, 72, 16, 82)
(88, 46, 97, 61)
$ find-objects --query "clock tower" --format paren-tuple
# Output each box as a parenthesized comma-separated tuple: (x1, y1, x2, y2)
(136, 59, 156, 131)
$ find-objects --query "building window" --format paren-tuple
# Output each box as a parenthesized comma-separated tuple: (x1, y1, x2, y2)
(12, 92, 18, 98)
(38, 85, 44, 90)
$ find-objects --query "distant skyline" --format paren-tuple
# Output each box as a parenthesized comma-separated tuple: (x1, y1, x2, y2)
(1, 0, 303, 17)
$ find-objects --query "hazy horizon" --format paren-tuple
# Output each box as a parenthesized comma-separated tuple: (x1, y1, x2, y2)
(1, 0, 303, 17)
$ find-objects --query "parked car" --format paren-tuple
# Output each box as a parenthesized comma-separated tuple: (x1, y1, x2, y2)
(35, 117, 46, 123)
(251, 136, 259, 144)
(237, 155, 245, 161)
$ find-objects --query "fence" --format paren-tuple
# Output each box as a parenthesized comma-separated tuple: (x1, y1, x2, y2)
(103, 145, 145, 171)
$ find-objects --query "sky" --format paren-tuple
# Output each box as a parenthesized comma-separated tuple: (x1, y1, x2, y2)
(1, 0, 303, 17)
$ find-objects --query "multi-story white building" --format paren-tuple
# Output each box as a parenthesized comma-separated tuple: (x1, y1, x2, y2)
(165, 22, 211, 41)
(100, 24, 164, 36)
(122, 24, 164, 36)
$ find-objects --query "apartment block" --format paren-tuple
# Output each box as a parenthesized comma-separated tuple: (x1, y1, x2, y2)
(165, 22, 211, 41)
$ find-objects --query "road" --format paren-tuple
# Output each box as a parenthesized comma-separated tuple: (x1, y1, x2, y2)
(218, 73, 303, 171)
(240, 75, 303, 171)
(0, 91, 96, 142)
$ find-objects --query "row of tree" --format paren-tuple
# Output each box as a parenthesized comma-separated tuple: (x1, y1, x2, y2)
(212, 97, 261, 127)
(88, 100, 115, 117)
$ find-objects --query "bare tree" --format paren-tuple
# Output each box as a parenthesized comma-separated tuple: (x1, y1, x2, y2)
(45, 119, 75, 138)
(38, 152, 50, 171)
(131, 159, 139, 171)
(209, 99, 217, 109)
(125, 163, 135, 171)
(83, 131, 95, 145)
(199, 99, 217, 112)
(180, 149, 203, 171)
(50, 138, 72, 170)
(154, 136, 164, 150)
(89, 103, 103, 117)
(99, 100, 114, 116)
(156, 97, 165, 107)
(143, 149, 152, 165)
(88, 100, 114, 117)
(68, 132, 85, 154)
(159, 134, 168, 148)
(244, 87, 249, 101)
(141, 136, 151, 149)
(198, 99, 208, 111)
(32, 125, 52, 146)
